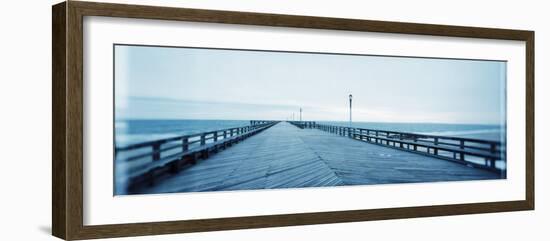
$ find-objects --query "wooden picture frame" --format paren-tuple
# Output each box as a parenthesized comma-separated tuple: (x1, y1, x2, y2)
(52, 1, 534, 240)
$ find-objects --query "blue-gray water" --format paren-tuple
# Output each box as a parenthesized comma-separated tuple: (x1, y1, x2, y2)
(115, 119, 505, 146)
(320, 121, 504, 141)
(115, 119, 250, 146)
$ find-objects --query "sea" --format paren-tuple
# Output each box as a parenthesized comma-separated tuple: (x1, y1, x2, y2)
(115, 119, 251, 146)
(319, 121, 504, 141)
(115, 119, 505, 147)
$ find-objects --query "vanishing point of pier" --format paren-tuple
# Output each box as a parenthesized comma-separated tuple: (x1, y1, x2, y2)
(115, 121, 505, 195)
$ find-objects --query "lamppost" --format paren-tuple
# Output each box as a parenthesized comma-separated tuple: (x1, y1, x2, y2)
(300, 108, 302, 122)
(349, 94, 353, 127)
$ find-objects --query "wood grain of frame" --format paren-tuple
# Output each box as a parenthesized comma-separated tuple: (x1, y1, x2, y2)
(52, 1, 535, 240)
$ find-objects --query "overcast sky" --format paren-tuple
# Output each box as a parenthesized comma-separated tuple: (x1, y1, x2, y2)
(114, 45, 506, 125)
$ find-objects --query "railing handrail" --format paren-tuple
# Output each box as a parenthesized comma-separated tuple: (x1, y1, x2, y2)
(314, 123, 503, 146)
(289, 121, 503, 146)
(290, 121, 505, 175)
(116, 121, 278, 160)
(116, 123, 272, 151)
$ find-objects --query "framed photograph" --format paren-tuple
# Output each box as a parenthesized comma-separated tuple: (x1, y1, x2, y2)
(52, 1, 534, 240)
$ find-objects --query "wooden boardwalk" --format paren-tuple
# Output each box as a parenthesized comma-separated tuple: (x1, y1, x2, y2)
(136, 122, 499, 194)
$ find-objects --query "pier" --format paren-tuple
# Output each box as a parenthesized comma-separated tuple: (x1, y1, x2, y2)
(115, 121, 504, 195)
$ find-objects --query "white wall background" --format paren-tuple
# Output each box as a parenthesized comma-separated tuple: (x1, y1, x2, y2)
(0, 0, 547, 240)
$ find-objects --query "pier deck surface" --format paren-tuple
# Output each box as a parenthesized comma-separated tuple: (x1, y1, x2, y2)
(137, 122, 499, 194)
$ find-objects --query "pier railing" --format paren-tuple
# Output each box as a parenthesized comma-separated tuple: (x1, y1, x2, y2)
(288, 121, 317, 129)
(115, 121, 279, 194)
(289, 121, 505, 176)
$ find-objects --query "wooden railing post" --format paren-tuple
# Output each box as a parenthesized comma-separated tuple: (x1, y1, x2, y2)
(200, 133, 206, 145)
(490, 143, 498, 167)
(182, 137, 188, 152)
(152, 142, 161, 161)
(433, 137, 438, 155)
(459, 140, 465, 160)
(214, 132, 218, 142)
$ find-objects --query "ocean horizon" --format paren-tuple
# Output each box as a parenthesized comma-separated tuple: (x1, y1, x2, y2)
(115, 119, 505, 146)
